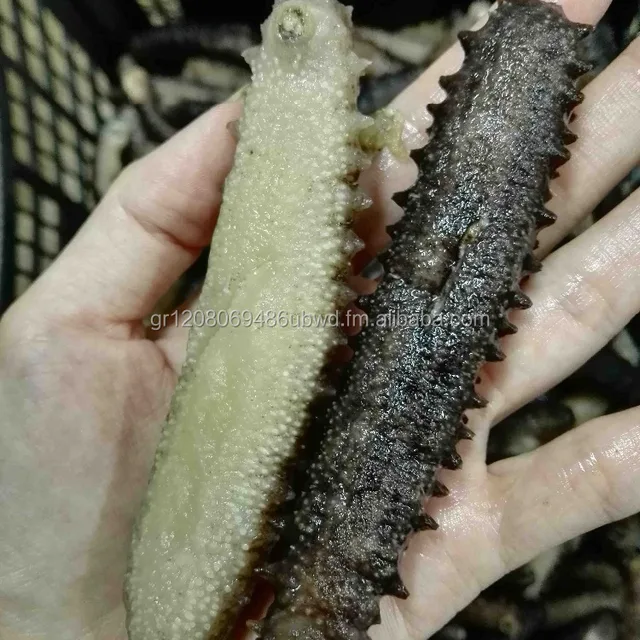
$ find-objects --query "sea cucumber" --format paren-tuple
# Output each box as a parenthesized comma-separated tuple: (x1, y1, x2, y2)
(254, 1, 591, 638)
(124, 1, 376, 638)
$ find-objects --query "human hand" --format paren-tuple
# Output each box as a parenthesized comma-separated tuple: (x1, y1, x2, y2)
(0, 99, 239, 640)
(0, 0, 638, 638)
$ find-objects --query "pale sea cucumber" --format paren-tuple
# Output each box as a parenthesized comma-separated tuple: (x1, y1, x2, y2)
(124, 1, 375, 638)
(253, 1, 592, 638)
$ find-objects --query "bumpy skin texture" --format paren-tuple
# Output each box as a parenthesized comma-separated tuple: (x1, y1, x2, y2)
(124, 2, 374, 639)
(256, 2, 591, 638)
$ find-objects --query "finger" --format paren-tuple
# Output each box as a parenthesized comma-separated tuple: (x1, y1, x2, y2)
(359, 0, 614, 257)
(11, 101, 241, 329)
(371, 405, 640, 640)
(485, 187, 640, 424)
(371, 451, 506, 640)
(538, 37, 640, 256)
(489, 405, 640, 578)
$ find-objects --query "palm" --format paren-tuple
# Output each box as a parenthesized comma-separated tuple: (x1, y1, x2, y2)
(0, 312, 179, 638)
(1, 1, 639, 639)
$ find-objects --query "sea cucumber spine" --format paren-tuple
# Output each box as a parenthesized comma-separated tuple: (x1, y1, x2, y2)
(124, 2, 374, 639)
(255, 1, 592, 638)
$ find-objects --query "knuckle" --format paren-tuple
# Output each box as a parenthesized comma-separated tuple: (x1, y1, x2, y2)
(554, 268, 617, 337)
(570, 430, 627, 524)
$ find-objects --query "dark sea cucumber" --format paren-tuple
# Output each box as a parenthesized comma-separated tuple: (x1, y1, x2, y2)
(254, 1, 592, 638)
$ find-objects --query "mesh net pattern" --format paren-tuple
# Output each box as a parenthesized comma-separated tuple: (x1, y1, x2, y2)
(135, 0, 182, 26)
(0, 0, 114, 302)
